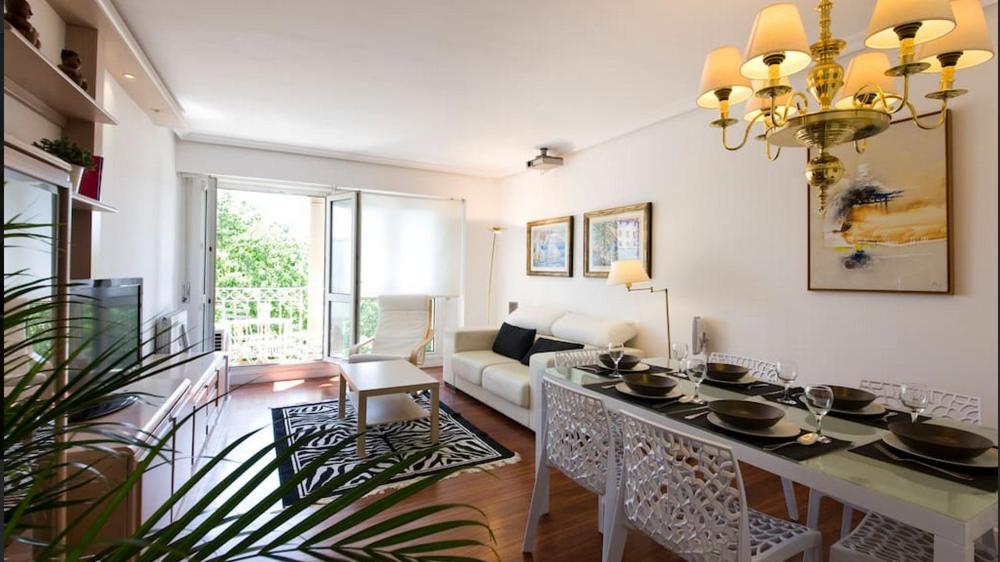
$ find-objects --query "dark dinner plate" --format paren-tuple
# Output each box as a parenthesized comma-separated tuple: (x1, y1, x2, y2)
(599, 353, 641, 370)
(708, 400, 784, 430)
(622, 372, 677, 397)
(889, 422, 995, 460)
(828, 385, 877, 411)
(706, 363, 750, 382)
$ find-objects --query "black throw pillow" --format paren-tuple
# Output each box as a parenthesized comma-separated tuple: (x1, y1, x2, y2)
(492, 322, 536, 360)
(520, 337, 584, 366)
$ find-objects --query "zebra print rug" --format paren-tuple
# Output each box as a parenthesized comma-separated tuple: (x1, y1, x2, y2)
(271, 392, 518, 506)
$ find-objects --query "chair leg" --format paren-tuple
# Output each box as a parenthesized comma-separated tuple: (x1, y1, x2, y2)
(840, 505, 856, 539)
(598, 496, 605, 534)
(780, 477, 799, 520)
(603, 494, 628, 562)
(521, 461, 550, 553)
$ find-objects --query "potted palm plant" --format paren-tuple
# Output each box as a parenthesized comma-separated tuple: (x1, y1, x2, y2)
(32, 136, 94, 193)
(3, 218, 498, 561)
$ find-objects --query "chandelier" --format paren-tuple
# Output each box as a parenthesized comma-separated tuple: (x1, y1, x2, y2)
(697, 0, 994, 213)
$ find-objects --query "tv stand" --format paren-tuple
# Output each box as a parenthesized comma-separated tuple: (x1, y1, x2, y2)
(68, 394, 139, 423)
(66, 352, 229, 545)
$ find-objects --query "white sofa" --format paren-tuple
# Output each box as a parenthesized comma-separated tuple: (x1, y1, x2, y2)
(444, 306, 642, 431)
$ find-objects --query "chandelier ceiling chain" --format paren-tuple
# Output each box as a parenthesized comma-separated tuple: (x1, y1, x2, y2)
(696, 0, 995, 214)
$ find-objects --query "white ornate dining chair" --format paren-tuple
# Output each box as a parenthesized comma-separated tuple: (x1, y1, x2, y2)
(818, 382, 996, 562)
(859, 379, 982, 423)
(709, 352, 800, 521)
(522, 375, 617, 555)
(348, 295, 433, 366)
(604, 410, 821, 562)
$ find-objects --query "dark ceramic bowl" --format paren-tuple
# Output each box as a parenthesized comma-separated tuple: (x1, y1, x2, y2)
(828, 385, 877, 411)
(709, 400, 784, 429)
(622, 373, 677, 397)
(889, 422, 995, 460)
(599, 353, 641, 370)
(706, 363, 750, 382)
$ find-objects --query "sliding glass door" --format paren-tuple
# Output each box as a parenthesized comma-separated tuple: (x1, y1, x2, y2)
(323, 192, 359, 359)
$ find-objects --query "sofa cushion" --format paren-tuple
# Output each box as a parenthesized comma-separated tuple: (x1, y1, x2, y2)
(551, 312, 637, 347)
(482, 363, 531, 408)
(492, 322, 536, 360)
(452, 350, 518, 385)
(520, 337, 583, 366)
(504, 306, 565, 335)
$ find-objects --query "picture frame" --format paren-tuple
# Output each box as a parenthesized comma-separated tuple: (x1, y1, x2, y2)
(526, 215, 574, 277)
(583, 202, 652, 278)
(807, 111, 952, 294)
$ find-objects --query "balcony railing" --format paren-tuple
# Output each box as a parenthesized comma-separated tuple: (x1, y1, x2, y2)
(216, 287, 319, 365)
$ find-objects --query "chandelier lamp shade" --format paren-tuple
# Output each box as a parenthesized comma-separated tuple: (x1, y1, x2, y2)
(696, 0, 995, 214)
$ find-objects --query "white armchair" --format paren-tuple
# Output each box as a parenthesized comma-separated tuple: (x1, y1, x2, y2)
(348, 295, 434, 366)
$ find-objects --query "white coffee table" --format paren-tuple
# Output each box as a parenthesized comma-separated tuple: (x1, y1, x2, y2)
(338, 359, 440, 458)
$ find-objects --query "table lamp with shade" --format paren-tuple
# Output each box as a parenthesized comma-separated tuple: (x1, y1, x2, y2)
(606, 259, 673, 358)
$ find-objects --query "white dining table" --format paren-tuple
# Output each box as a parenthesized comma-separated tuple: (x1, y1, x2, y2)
(544, 358, 998, 562)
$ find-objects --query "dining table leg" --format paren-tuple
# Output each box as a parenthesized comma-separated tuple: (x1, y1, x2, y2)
(805, 488, 822, 531)
(933, 534, 974, 562)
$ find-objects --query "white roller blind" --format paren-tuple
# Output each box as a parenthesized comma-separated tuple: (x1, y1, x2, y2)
(359, 193, 463, 297)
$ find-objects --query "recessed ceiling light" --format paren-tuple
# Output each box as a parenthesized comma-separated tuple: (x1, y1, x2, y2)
(122, 73, 136, 80)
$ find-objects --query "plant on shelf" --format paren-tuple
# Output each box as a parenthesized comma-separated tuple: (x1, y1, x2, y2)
(3, 218, 497, 561)
(32, 136, 93, 192)
(32, 136, 94, 168)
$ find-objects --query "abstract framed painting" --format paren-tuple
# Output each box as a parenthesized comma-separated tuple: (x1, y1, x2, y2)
(808, 111, 952, 293)
(583, 202, 652, 278)
(526, 215, 573, 277)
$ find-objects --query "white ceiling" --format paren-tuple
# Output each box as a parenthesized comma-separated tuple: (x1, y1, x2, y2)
(115, 0, 889, 177)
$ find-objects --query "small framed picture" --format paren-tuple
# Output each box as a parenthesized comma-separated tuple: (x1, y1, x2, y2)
(526, 216, 573, 277)
(583, 202, 652, 277)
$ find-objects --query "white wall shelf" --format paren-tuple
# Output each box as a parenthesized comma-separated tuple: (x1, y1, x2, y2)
(71, 193, 118, 213)
(3, 23, 117, 125)
(46, 0, 187, 129)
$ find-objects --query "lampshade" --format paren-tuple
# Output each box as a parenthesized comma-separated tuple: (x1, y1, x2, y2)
(740, 3, 812, 80)
(917, 0, 995, 71)
(744, 79, 798, 122)
(697, 47, 753, 108)
(835, 52, 901, 109)
(865, 0, 956, 49)
(607, 260, 650, 287)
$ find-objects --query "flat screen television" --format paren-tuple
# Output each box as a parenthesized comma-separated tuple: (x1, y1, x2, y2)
(69, 278, 143, 373)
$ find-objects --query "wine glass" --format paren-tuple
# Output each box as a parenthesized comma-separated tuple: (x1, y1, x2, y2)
(900, 382, 929, 422)
(776, 360, 799, 405)
(687, 358, 707, 404)
(804, 385, 834, 443)
(607, 343, 625, 372)
(671, 342, 689, 370)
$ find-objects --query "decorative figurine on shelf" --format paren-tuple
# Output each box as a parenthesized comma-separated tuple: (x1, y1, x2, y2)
(58, 49, 88, 92)
(4, 0, 42, 48)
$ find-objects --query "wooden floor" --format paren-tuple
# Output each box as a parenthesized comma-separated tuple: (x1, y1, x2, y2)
(206, 365, 857, 561)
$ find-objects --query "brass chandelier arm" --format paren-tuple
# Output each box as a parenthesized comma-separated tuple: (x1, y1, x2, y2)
(901, 97, 950, 129)
(720, 112, 767, 151)
(851, 82, 895, 112)
(893, 73, 950, 129)
(765, 142, 782, 161)
(768, 91, 810, 129)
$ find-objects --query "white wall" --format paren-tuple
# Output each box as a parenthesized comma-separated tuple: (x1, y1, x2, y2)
(174, 141, 503, 327)
(494, 12, 998, 424)
(92, 74, 184, 329)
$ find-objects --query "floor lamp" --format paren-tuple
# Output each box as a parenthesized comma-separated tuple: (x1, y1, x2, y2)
(607, 259, 672, 358)
(487, 226, 504, 325)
